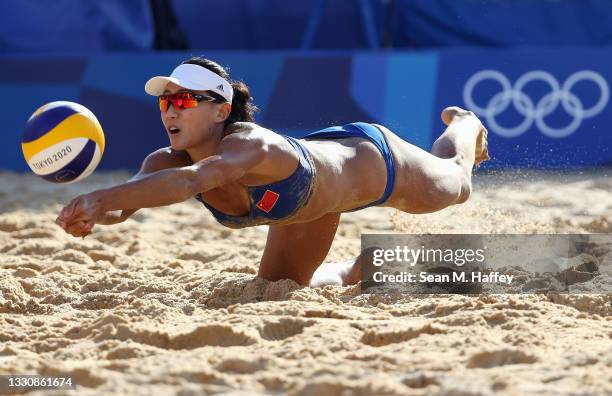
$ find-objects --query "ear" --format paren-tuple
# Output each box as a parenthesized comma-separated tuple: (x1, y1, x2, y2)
(216, 102, 232, 122)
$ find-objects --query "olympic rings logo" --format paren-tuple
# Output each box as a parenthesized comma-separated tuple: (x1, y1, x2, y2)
(463, 70, 609, 138)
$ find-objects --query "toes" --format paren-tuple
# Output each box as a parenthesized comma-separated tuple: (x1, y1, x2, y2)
(441, 107, 457, 125)
(475, 127, 490, 165)
(441, 106, 472, 125)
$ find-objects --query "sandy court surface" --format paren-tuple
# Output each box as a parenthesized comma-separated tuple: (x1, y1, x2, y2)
(0, 169, 611, 395)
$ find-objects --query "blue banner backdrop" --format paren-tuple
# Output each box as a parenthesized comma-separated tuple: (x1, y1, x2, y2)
(435, 48, 611, 168)
(1, 49, 610, 172)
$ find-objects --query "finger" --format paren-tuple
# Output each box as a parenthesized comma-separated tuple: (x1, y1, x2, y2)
(56, 214, 73, 230)
(80, 221, 94, 235)
(65, 213, 89, 225)
(82, 221, 93, 234)
(66, 220, 88, 230)
(62, 201, 77, 217)
(64, 207, 92, 225)
(65, 221, 90, 236)
(81, 226, 93, 238)
(62, 198, 84, 221)
(69, 228, 90, 238)
(65, 226, 85, 237)
(60, 207, 75, 223)
(66, 202, 81, 217)
(62, 218, 82, 228)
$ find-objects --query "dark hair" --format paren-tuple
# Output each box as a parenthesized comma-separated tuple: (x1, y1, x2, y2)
(181, 57, 258, 126)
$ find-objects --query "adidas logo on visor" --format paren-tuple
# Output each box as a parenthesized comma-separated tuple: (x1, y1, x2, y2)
(217, 84, 224, 92)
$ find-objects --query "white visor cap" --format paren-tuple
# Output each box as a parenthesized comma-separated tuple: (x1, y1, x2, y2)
(144, 64, 233, 104)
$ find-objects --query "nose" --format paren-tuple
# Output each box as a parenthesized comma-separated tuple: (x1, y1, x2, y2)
(164, 103, 179, 119)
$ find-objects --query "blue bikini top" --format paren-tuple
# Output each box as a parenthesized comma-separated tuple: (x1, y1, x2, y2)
(195, 135, 316, 228)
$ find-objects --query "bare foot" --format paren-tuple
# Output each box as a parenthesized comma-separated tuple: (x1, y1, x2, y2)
(342, 259, 361, 285)
(342, 247, 379, 285)
(441, 106, 490, 165)
(441, 106, 474, 126)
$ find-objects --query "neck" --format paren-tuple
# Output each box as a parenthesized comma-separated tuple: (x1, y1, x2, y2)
(186, 123, 226, 162)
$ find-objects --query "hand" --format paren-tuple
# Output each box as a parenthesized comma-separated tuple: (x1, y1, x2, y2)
(56, 194, 104, 237)
(58, 220, 93, 238)
(95, 209, 136, 225)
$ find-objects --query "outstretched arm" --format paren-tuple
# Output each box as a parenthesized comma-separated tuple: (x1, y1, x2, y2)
(89, 137, 265, 211)
(57, 134, 267, 235)
(57, 146, 192, 236)
(96, 123, 265, 213)
(95, 147, 193, 225)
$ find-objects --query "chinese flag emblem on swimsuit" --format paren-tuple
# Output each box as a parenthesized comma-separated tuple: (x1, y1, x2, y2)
(256, 190, 280, 213)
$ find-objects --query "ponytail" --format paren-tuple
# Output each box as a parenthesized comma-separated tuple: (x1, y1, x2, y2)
(181, 56, 258, 126)
(226, 81, 258, 125)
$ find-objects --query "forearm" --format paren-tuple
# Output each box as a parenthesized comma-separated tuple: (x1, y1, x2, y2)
(87, 145, 254, 213)
(91, 167, 198, 212)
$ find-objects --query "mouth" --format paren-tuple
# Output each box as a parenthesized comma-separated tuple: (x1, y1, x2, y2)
(168, 127, 181, 135)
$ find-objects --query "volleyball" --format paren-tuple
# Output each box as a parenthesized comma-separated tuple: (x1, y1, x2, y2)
(21, 101, 105, 183)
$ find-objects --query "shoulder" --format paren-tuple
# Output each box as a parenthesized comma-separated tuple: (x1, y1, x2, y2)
(142, 146, 192, 171)
(217, 123, 296, 170)
(220, 122, 275, 153)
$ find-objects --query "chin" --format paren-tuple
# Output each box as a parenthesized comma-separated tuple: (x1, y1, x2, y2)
(168, 136, 188, 151)
(170, 143, 190, 152)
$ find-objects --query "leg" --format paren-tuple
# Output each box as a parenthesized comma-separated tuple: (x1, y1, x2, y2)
(258, 213, 341, 286)
(375, 106, 489, 214)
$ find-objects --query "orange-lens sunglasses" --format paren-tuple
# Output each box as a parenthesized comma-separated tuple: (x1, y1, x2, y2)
(158, 92, 220, 112)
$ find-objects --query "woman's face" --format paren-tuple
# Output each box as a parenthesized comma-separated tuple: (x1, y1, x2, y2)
(160, 82, 230, 151)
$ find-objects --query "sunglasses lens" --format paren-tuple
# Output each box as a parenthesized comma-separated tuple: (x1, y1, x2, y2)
(183, 97, 198, 108)
(176, 93, 198, 109)
(158, 96, 169, 112)
(158, 93, 200, 112)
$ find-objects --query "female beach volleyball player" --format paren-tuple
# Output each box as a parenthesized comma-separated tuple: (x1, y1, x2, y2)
(56, 57, 489, 287)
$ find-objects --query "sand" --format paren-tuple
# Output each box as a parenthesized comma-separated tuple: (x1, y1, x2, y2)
(0, 169, 611, 395)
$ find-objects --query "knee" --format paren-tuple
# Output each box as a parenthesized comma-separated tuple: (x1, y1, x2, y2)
(420, 168, 471, 211)
(455, 173, 472, 204)
(424, 181, 460, 211)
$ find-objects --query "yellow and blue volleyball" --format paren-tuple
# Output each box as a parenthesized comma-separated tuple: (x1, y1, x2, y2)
(21, 101, 105, 183)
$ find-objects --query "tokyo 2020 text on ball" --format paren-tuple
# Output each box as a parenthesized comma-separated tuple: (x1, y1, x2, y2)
(21, 101, 105, 183)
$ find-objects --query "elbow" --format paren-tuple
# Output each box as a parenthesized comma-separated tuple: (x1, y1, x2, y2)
(184, 166, 205, 198)
(185, 163, 228, 196)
